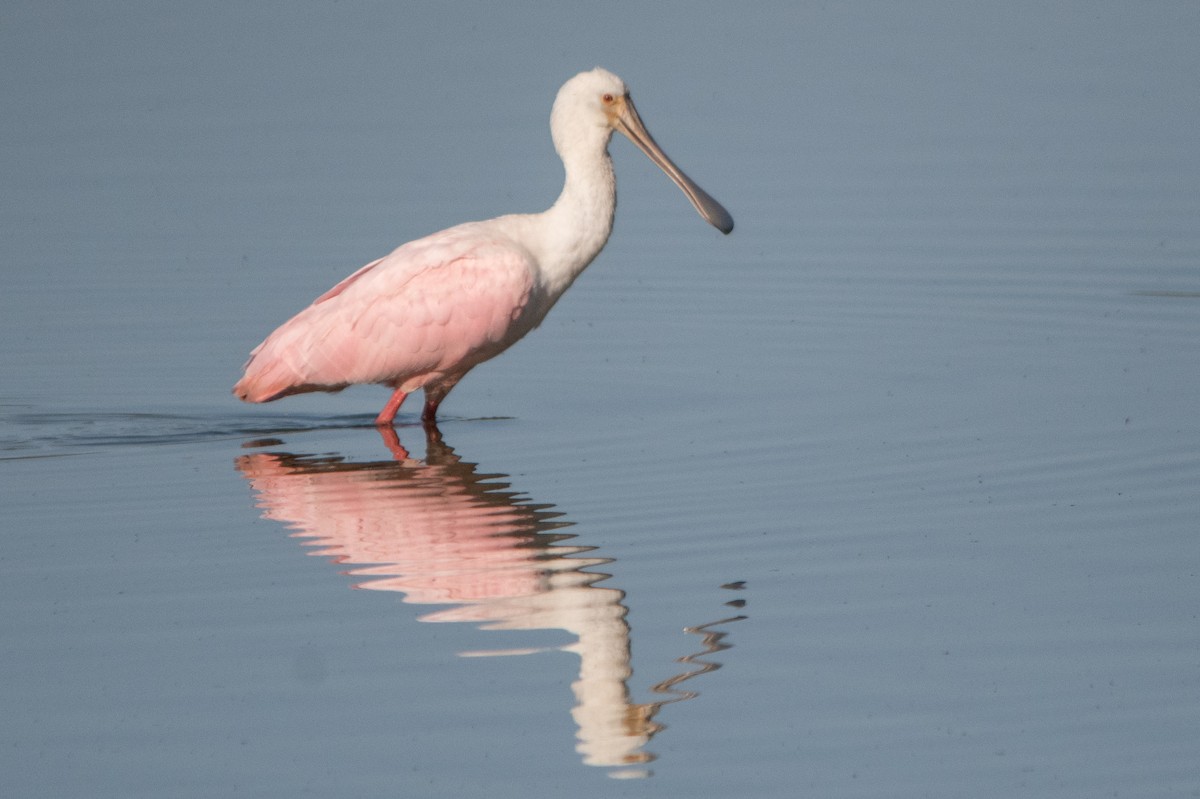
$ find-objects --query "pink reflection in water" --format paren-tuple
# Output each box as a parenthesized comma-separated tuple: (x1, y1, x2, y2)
(236, 425, 743, 777)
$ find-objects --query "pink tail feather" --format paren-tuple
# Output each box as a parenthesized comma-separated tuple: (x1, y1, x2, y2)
(233, 354, 309, 403)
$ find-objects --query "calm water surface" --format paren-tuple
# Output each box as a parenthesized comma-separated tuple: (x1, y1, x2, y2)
(3, 4, 1198, 797)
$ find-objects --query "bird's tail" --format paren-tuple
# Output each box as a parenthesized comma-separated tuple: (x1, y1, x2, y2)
(233, 352, 305, 403)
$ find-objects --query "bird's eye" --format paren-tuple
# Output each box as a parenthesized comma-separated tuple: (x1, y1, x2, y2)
(601, 93, 615, 104)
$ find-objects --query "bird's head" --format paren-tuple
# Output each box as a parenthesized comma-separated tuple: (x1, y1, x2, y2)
(552, 68, 733, 235)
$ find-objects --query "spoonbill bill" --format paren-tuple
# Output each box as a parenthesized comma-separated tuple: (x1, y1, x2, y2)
(233, 68, 733, 425)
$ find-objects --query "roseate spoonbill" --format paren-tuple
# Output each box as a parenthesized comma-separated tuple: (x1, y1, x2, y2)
(234, 68, 733, 425)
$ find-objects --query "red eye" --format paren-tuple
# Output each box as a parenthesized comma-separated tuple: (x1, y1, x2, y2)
(602, 93, 615, 104)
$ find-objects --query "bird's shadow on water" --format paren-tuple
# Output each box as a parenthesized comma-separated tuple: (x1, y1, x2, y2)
(0, 406, 509, 459)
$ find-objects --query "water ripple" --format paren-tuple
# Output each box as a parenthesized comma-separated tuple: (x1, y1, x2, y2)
(0, 408, 469, 458)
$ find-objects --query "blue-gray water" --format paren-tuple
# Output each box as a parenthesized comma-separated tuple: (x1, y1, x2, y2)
(3, 3, 1198, 797)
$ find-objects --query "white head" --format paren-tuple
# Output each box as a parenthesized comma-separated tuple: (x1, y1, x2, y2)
(550, 68, 733, 234)
(550, 68, 626, 151)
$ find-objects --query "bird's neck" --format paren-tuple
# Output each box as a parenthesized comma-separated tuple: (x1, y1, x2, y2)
(532, 146, 617, 296)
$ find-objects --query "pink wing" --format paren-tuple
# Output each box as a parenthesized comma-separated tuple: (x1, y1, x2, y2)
(235, 223, 535, 402)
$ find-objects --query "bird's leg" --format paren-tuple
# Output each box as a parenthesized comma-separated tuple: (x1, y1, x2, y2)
(421, 379, 460, 424)
(421, 396, 441, 424)
(375, 388, 408, 427)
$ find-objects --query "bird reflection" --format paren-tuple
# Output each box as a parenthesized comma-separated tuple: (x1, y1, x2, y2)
(234, 424, 744, 777)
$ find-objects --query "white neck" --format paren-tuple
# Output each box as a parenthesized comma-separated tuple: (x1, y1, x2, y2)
(522, 124, 617, 298)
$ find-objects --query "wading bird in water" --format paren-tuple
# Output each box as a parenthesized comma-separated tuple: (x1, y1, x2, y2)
(234, 68, 733, 426)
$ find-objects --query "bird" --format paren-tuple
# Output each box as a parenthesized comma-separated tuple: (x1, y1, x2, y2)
(233, 67, 733, 426)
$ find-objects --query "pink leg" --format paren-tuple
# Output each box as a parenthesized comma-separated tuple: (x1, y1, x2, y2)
(421, 396, 441, 424)
(375, 388, 408, 427)
(421, 379, 460, 424)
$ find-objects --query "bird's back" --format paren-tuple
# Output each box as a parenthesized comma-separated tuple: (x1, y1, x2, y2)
(234, 221, 538, 403)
